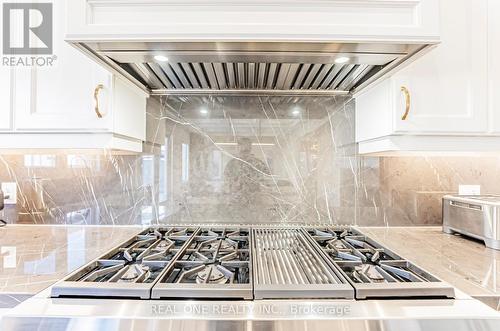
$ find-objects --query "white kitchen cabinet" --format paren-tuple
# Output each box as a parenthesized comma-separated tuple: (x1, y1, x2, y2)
(0, 0, 148, 152)
(13, 0, 112, 131)
(0, 67, 12, 130)
(14, 67, 112, 132)
(356, 79, 394, 143)
(391, 0, 488, 134)
(112, 78, 146, 141)
(355, 0, 496, 154)
(4, 74, 147, 151)
(488, 0, 500, 133)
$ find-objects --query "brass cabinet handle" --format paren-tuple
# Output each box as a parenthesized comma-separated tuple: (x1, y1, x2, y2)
(94, 84, 104, 118)
(400, 86, 410, 120)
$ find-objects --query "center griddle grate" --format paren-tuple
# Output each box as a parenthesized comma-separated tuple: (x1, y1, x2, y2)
(252, 227, 354, 299)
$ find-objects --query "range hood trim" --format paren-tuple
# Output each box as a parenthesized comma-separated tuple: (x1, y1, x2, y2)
(102, 50, 401, 66)
(149, 89, 351, 96)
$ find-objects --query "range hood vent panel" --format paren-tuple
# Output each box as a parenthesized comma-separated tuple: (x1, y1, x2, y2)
(120, 61, 378, 93)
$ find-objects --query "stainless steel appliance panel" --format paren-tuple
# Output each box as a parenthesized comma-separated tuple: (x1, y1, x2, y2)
(443, 195, 500, 250)
(4, 317, 500, 331)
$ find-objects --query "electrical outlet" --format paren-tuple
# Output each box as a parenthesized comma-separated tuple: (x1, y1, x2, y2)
(1, 182, 17, 204)
(458, 185, 481, 196)
(1, 247, 16, 269)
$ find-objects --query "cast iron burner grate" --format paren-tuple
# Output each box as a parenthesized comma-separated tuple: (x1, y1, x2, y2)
(304, 227, 455, 299)
(150, 227, 254, 300)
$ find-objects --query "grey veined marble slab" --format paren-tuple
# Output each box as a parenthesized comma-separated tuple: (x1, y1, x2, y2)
(359, 226, 500, 311)
(0, 95, 357, 226)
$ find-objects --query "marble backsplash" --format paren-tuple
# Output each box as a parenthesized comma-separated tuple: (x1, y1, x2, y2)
(0, 95, 496, 226)
(0, 95, 357, 226)
(357, 156, 500, 226)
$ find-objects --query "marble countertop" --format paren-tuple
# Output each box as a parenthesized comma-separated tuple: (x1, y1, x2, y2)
(1, 225, 499, 310)
(0, 225, 142, 298)
(359, 226, 500, 310)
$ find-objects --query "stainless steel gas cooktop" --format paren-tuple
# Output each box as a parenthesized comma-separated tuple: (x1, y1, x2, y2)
(51, 226, 455, 300)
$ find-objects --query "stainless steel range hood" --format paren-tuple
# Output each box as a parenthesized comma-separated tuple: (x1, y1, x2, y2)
(66, 0, 439, 96)
(77, 41, 426, 96)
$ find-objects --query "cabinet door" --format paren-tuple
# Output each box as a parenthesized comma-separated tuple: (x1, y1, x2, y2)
(392, 0, 488, 134)
(489, 0, 500, 133)
(14, 0, 112, 131)
(112, 77, 147, 141)
(0, 67, 12, 130)
(355, 80, 393, 142)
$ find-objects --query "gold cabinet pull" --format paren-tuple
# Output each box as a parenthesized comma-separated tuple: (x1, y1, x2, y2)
(94, 84, 104, 118)
(401, 86, 410, 120)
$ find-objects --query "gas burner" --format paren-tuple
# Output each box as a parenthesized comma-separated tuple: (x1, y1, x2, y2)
(171, 260, 240, 285)
(194, 229, 247, 251)
(220, 238, 238, 250)
(326, 238, 348, 249)
(119, 264, 151, 283)
(156, 240, 171, 249)
(201, 238, 238, 251)
(196, 265, 231, 284)
(353, 264, 385, 283)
